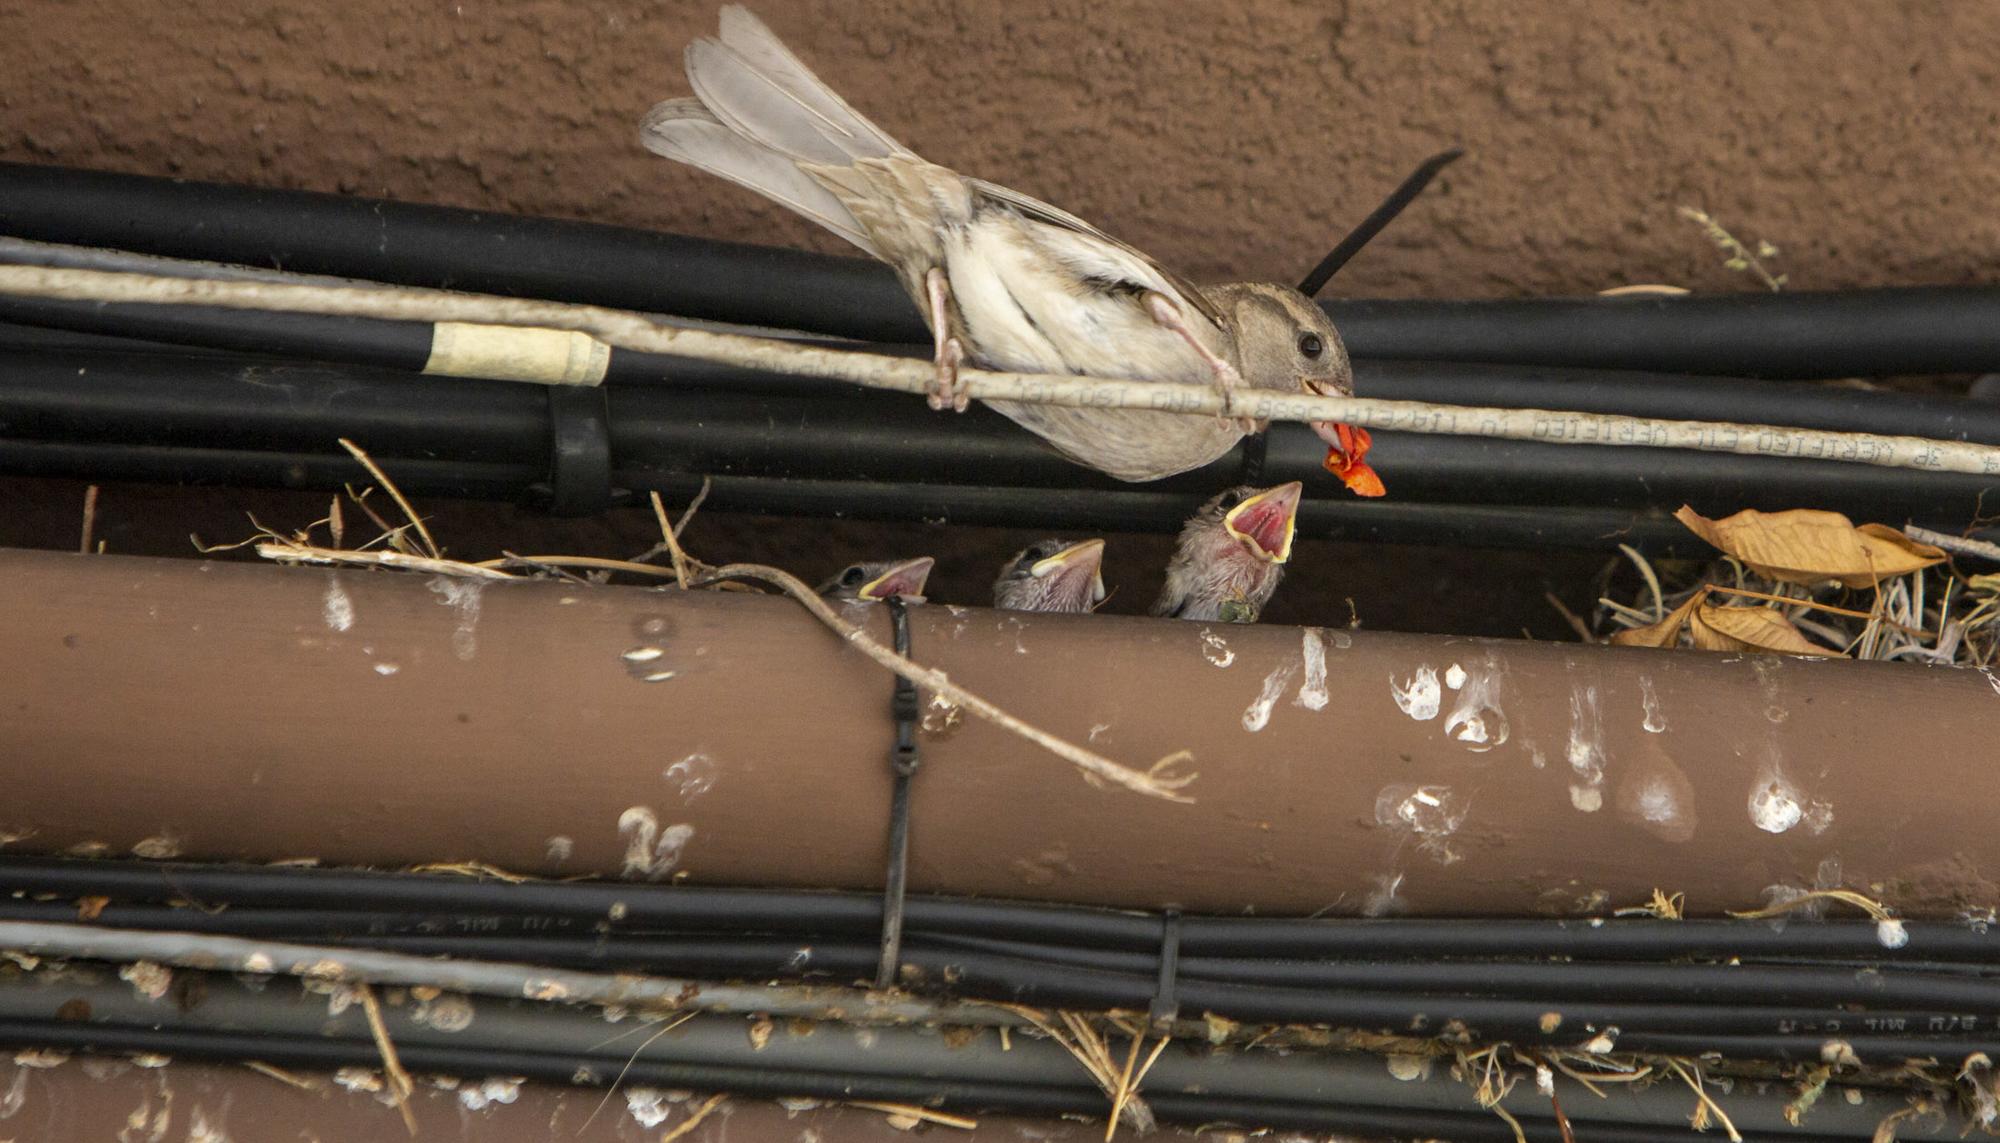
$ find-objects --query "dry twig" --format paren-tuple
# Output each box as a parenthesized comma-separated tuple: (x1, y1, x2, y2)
(702, 562, 1196, 802)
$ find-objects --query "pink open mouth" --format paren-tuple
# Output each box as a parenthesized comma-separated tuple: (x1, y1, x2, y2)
(1223, 482, 1303, 563)
(860, 556, 936, 602)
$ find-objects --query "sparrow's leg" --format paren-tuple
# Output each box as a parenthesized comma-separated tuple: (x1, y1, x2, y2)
(925, 268, 970, 413)
(1143, 292, 1255, 432)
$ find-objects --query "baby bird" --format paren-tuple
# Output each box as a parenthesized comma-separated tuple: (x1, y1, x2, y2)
(640, 7, 1375, 486)
(1151, 482, 1302, 624)
(817, 556, 935, 603)
(992, 538, 1107, 613)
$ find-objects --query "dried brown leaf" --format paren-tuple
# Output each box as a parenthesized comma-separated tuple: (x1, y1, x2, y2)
(1610, 594, 1701, 648)
(1674, 506, 1944, 587)
(1689, 603, 1844, 657)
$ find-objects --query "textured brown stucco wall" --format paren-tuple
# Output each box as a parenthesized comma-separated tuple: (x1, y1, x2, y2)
(1, 1, 1994, 300)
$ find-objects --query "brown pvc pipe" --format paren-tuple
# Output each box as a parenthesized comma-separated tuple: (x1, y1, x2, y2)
(0, 1057, 1177, 1143)
(0, 548, 1992, 916)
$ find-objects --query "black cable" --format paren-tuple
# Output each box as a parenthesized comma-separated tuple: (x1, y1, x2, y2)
(1324, 287, 2000, 378)
(0, 971, 1942, 1140)
(6, 895, 1996, 1030)
(10, 161, 2000, 380)
(7, 346, 1998, 537)
(0, 161, 928, 344)
(0, 435, 1699, 551)
(0, 1020, 1889, 1143)
(9, 857, 1999, 966)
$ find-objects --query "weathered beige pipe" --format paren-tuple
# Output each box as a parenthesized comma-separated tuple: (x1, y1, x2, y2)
(0, 548, 1990, 916)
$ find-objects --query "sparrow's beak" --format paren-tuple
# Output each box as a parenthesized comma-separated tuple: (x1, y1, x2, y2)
(1030, 538, 1108, 604)
(1311, 421, 1386, 498)
(1223, 482, 1302, 564)
(859, 556, 935, 602)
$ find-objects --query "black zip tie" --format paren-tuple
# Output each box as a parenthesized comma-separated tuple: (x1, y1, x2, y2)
(539, 384, 613, 517)
(874, 597, 922, 990)
(1149, 909, 1183, 1032)
(1297, 147, 1465, 298)
(1235, 430, 1270, 487)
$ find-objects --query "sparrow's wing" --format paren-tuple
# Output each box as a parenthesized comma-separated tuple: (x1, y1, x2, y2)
(641, 99, 881, 256)
(687, 6, 908, 164)
(968, 178, 1226, 329)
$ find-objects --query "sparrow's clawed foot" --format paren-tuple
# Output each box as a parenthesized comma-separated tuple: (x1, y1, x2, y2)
(925, 267, 971, 413)
(1143, 292, 1256, 433)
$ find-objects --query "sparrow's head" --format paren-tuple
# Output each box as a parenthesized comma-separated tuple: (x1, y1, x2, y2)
(1212, 282, 1353, 400)
(817, 556, 936, 603)
(993, 538, 1107, 613)
(1211, 282, 1383, 498)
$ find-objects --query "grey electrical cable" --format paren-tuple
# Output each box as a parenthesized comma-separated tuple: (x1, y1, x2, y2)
(0, 920, 1010, 1027)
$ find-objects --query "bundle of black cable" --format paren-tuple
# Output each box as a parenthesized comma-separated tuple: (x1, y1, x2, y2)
(0, 857, 1992, 1141)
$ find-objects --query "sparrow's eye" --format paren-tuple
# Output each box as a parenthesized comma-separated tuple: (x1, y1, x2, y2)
(1298, 333, 1325, 359)
(1217, 491, 1245, 510)
(839, 566, 867, 587)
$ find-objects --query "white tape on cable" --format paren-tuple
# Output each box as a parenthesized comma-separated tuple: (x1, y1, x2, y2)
(422, 322, 611, 386)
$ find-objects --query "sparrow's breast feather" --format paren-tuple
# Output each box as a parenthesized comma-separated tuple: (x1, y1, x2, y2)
(943, 215, 1214, 385)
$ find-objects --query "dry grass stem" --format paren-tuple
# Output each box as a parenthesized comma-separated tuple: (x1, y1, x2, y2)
(254, 540, 515, 579)
(243, 1060, 324, 1090)
(994, 1007, 1158, 1133)
(476, 553, 683, 579)
(78, 484, 99, 555)
(650, 490, 698, 589)
(338, 438, 440, 558)
(1668, 1057, 1744, 1142)
(356, 982, 419, 1135)
(1620, 544, 1666, 622)
(582, 1011, 700, 1131)
(405, 861, 534, 882)
(658, 1092, 726, 1143)
(12, 265, 2000, 476)
(1729, 888, 1894, 923)
(847, 1102, 979, 1130)
(1545, 592, 1596, 643)
(1678, 206, 1787, 292)
(705, 562, 1197, 802)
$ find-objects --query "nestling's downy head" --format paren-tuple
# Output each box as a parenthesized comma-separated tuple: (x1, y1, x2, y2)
(817, 556, 936, 603)
(1152, 481, 1303, 623)
(992, 538, 1107, 613)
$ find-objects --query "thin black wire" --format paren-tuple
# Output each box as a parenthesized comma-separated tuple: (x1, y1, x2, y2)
(1298, 147, 1466, 297)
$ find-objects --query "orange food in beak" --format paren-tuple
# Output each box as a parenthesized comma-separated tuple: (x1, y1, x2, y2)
(1321, 423, 1385, 498)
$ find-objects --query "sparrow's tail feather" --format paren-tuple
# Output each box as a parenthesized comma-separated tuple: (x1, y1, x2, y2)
(640, 98, 883, 257)
(710, 6, 909, 159)
(685, 6, 909, 166)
